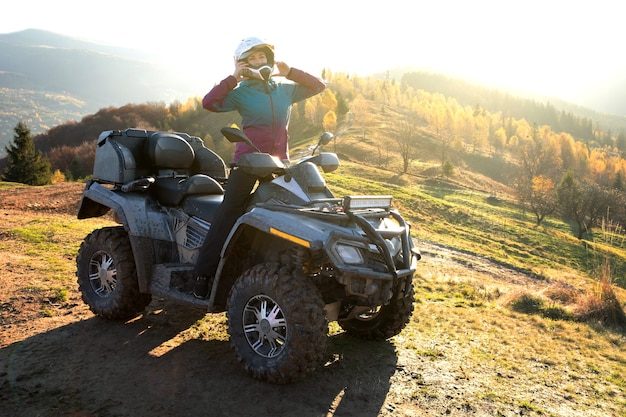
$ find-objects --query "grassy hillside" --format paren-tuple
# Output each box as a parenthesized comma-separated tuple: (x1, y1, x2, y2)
(325, 163, 626, 288)
(1, 179, 624, 416)
(291, 105, 620, 279)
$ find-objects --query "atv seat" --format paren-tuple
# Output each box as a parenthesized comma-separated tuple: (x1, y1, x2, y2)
(151, 175, 224, 206)
(146, 132, 224, 206)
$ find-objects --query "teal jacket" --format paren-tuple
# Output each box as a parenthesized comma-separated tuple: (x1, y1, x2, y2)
(202, 68, 325, 162)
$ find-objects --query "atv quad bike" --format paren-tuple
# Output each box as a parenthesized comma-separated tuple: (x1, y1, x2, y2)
(76, 127, 420, 384)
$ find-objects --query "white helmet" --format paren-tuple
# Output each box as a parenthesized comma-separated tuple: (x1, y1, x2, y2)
(234, 37, 275, 66)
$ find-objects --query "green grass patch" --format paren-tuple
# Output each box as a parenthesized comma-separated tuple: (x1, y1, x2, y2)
(3, 212, 113, 297)
(10, 217, 109, 257)
(0, 181, 28, 190)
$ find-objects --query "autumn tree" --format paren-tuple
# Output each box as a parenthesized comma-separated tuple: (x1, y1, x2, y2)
(470, 105, 489, 153)
(320, 89, 338, 115)
(350, 94, 373, 150)
(491, 126, 507, 155)
(306, 89, 338, 128)
(431, 107, 451, 175)
(322, 111, 337, 133)
(616, 131, 626, 155)
(2, 122, 52, 185)
(48, 140, 96, 180)
(527, 175, 557, 225)
(556, 171, 619, 239)
(515, 125, 564, 209)
(582, 184, 621, 237)
(396, 116, 420, 173)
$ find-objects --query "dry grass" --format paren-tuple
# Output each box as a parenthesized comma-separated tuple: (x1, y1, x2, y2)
(501, 259, 626, 329)
(574, 264, 626, 327)
(1, 181, 625, 416)
(410, 245, 626, 416)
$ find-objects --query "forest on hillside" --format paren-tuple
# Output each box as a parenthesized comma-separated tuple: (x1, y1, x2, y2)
(4, 70, 626, 238)
(400, 72, 626, 144)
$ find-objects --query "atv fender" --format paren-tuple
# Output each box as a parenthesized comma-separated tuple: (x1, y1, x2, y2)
(214, 205, 377, 284)
(78, 182, 173, 240)
(208, 206, 333, 309)
(77, 181, 175, 292)
(208, 206, 410, 310)
(222, 207, 330, 254)
(78, 181, 126, 222)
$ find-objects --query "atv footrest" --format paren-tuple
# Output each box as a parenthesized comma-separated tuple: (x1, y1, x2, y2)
(150, 264, 209, 308)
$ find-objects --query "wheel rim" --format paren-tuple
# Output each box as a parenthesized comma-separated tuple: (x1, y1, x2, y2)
(243, 294, 288, 358)
(356, 306, 382, 321)
(88, 250, 117, 298)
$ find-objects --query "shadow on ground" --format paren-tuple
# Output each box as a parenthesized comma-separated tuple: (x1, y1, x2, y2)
(1, 300, 398, 417)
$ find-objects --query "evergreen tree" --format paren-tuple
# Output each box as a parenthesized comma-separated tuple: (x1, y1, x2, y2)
(335, 92, 350, 118)
(556, 170, 585, 238)
(613, 172, 625, 191)
(2, 122, 52, 185)
(616, 131, 626, 155)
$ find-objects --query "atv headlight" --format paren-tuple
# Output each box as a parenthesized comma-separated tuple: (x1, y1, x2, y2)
(336, 244, 364, 264)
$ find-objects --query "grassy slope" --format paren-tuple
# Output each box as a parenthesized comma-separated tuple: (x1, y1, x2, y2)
(312, 131, 626, 415)
(1, 179, 624, 416)
(290, 102, 626, 290)
(326, 163, 626, 288)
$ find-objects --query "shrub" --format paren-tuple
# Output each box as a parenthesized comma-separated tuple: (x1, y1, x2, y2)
(508, 292, 544, 314)
(574, 278, 626, 327)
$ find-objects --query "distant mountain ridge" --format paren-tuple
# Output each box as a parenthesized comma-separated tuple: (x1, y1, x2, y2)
(0, 29, 154, 60)
(0, 29, 198, 156)
(0, 29, 194, 103)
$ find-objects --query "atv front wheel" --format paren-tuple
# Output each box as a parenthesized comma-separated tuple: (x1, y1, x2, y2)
(339, 280, 415, 340)
(227, 262, 327, 384)
(76, 226, 152, 320)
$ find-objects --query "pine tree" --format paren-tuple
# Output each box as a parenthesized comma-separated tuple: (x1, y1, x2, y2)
(2, 122, 52, 185)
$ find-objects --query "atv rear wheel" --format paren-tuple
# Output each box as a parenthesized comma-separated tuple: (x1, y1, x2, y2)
(339, 280, 415, 340)
(76, 226, 152, 320)
(227, 262, 327, 384)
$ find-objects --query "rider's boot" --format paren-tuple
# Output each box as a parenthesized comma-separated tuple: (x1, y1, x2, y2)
(193, 275, 211, 299)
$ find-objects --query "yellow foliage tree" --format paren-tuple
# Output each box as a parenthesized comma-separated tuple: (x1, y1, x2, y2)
(320, 89, 338, 113)
(529, 175, 557, 225)
(51, 169, 66, 184)
(322, 111, 337, 133)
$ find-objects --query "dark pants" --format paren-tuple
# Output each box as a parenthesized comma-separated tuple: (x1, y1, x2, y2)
(194, 168, 258, 277)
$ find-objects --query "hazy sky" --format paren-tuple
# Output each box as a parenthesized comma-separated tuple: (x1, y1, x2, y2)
(1, 0, 622, 104)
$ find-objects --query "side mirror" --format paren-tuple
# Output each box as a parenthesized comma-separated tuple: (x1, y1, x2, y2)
(319, 132, 334, 145)
(311, 132, 334, 155)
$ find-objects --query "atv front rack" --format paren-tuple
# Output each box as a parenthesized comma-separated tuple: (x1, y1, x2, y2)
(256, 196, 419, 283)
